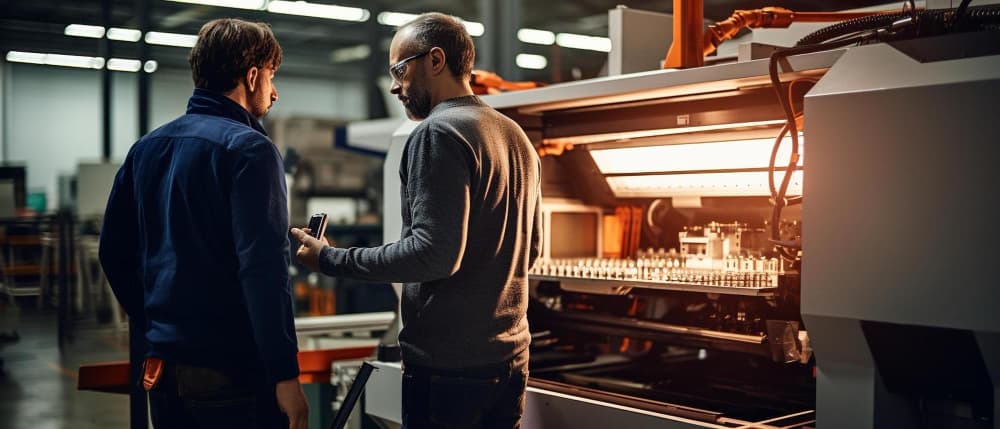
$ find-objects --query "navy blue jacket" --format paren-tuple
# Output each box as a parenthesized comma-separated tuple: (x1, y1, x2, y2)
(99, 89, 299, 383)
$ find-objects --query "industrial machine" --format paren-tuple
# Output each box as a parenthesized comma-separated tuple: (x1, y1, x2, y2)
(363, 5, 1000, 429)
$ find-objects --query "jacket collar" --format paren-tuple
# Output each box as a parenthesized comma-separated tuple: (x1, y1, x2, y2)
(186, 88, 268, 136)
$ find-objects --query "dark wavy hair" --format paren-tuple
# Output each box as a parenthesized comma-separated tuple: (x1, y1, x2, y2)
(189, 18, 282, 92)
(400, 13, 475, 81)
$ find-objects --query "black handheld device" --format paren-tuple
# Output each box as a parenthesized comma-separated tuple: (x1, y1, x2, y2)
(307, 213, 328, 239)
(328, 362, 376, 429)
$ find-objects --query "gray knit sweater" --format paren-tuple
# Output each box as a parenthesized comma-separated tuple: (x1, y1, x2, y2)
(318, 95, 541, 369)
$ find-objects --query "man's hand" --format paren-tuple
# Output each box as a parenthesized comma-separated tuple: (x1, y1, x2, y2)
(290, 227, 328, 272)
(276, 378, 308, 429)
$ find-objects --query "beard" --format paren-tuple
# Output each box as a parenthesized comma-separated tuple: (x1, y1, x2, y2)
(402, 84, 432, 120)
(248, 86, 272, 119)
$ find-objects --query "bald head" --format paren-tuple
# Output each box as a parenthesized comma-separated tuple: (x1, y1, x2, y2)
(394, 12, 475, 81)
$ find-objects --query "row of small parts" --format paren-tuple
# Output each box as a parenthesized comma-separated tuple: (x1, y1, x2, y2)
(529, 260, 779, 288)
(723, 256, 785, 274)
(533, 257, 782, 273)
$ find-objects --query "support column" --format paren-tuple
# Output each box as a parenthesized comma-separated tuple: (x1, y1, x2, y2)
(100, 0, 112, 162)
(477, 0, 521, 80)
(366, 3, 388, 119)
(137, 0, 151, 137)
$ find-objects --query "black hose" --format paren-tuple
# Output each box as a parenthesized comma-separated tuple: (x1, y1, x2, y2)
(796, 5, 1000, 46)
(797, 11, 910, 46)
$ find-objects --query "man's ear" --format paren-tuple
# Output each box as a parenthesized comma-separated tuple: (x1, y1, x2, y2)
(245, 66, 260, 92)
(429, 47, 447, 76)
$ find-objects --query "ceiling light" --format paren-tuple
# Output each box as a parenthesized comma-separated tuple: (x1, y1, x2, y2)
(461, 20, 485, 37)
(46, 54, 104, 69)
(378, 12, 482, 36)
(518, 28, 555, 45)
(516, 54, 547, 70)
(165, 0, 266, 9)
(330, 44, 371, 63)
(555, 33, 612, 52)
(144, 60, 158, 73)
(65, 24, 105, 39)
(267, 1, 370, 22)
(377, 12, 419, 26)
(107, 28, 142, 42)
(590, 136, 804, 174)
(145, 31, 198, 48)
(6, 51, 46, 65)
(107, 58, 142, 72)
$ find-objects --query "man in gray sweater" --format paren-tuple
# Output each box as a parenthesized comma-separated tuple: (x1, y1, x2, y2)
(291, 12, 541, 429)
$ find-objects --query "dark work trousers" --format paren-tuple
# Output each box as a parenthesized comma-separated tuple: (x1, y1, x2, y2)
(148, 362, 288, 429)
(402, 353, 529, 429)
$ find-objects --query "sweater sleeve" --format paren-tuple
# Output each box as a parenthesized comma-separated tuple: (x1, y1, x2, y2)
(318, 127, 472, 283)
(230, 141, 299, 384)
(529, 170, 542, 270)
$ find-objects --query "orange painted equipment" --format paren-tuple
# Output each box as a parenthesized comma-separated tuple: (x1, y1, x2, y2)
(471, 70, 546, 95)
(664, 2, 917, 68)
(78, 346, 377, 393)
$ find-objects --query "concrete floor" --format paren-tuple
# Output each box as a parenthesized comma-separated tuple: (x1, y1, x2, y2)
(0, 306, 130, 429)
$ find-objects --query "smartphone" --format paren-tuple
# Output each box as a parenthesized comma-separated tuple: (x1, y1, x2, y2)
(307, 213, 328, 239)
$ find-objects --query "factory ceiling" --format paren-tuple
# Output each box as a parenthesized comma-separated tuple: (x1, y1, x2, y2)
(0, 0, 895, 84)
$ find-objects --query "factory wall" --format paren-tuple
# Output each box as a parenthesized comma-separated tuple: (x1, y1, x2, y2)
(0, 62, 368, 210)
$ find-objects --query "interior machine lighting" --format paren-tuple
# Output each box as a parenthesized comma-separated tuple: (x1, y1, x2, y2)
(590, 136, 804, 174)
(165, 0, 266, 10)
(145, 31, 198, 47)
(544, 119, 788, 146)
(330, 44, 371, 63)
(516, 54, 547, 70)
(107, 58, 142, 72)
(606, 171, 803, 198)
(143, 60, 158, 73)
(377, 11, 418, 26)
(107, 28, 142, 42)
(555, 33, 612, 52)
(6, 51, 105, 69)
(517, 28, 556, 45)
(267, 1, 370, 22)
(64, 24, 105, 38)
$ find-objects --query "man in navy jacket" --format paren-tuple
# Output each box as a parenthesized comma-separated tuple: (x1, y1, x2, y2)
(99, 18, 307, 429)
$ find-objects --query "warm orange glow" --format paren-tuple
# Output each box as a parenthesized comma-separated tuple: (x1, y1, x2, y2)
(606, 171, 803, 198)
(590, 135, 803, 174)
(543, 120, 788, 146)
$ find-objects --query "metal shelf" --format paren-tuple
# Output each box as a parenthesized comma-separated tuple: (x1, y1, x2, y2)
(530, 274, 778, 297)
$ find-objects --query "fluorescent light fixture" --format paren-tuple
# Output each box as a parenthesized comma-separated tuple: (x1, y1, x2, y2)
(145, 31, 198, 47)
(330, 44, 371, 63)
(590, 136, 804, 174)
(518, 28, 555, 45)
(107, 58, 142, 72)
(107, 28, 142, 42)
(606, 171, 803, 198)
(6, 51, 46, 64)
(461, 20, 485, 37)
(378, 12, 482, 36)
(516, 53, 547, 70)
(267, 1, 370, 22)
(544, 119, 789, 146)
(555, 33, 612, 52)
(45, 53, 105, 69)
(65, 24, 105, 39)
(377, 11, 418, 26)
(165, 0, 266, 9)
(144, 60, 158, 73)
